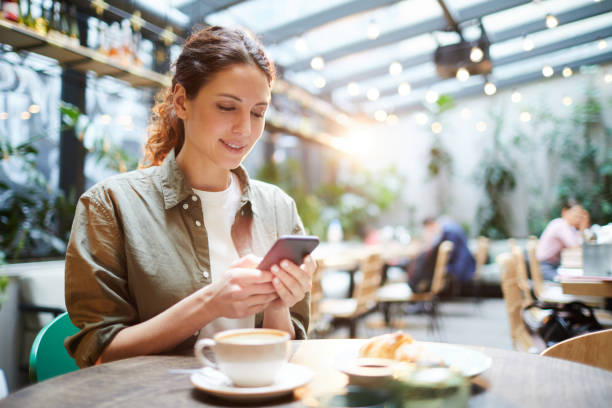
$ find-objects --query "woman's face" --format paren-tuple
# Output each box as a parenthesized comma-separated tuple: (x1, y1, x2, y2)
(176, 63, 270, 170)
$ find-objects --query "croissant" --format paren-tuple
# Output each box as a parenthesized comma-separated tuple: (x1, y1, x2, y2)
(359, 332, 414, 360)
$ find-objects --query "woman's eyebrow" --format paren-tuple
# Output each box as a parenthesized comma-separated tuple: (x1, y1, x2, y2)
(217, 93, 269, 106)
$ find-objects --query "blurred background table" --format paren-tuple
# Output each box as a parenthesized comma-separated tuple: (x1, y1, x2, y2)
(2, 339, 611, 407)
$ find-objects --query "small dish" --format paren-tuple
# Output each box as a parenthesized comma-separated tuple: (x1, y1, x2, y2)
(190, 363, 313, 402)
(338, 358, 398, 387)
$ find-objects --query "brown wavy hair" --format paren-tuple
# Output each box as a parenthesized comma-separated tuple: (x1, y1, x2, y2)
(143, 26, 276, 167)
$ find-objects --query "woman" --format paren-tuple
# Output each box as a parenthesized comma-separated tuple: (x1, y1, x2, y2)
(64, 26, 315, 368)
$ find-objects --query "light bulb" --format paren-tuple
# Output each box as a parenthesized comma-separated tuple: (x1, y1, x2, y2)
(425, 90, 439, 104)
(484, 82, 497, 96)
(546, 14, 558, 29)
(386, 114, 398, 125)
(367, 22, 380, 40)
(562, 96, 573, 106)
(461, 108, 471, 119)
(598, 39, 607, 50)
(314, 76, 326, 88)
(347, 82, 360, 96)
(415, 112, 428, 125)
(520, 111, 531, 122)
(476, 121, 487, 132)
(456, 67, 470, 82)
(366, 88, 380, 101)
(310, 56, 325, 71)
(431, 122, 443, 133)
(511, 91, 522, 103)
(374, 110, 387, 122)
(542, 65, 554, 77)
(562, 67, 573, 77)
(398, 82, 411, 96)
(389, 62, 402, 76)
(470, 46, 484, 63)
(523, 36, 534, 51)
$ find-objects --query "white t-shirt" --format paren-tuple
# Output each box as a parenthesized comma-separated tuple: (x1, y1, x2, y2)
(195, 173, 255, 339)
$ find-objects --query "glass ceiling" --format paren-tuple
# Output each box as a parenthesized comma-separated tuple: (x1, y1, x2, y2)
(154, 0, 612, 117)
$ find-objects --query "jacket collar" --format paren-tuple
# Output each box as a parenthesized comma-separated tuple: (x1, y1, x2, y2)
(159, 148, 257, 214)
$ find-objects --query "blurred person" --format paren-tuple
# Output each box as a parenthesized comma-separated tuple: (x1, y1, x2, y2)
(64, 26, 315, 368)
(536, 199, 587, 280)
(407, 217, 475, 293)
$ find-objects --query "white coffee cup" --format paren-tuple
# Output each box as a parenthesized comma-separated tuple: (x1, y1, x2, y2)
(194, 328, 290, 387)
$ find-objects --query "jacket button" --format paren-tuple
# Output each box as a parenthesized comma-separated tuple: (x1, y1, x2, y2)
(202, 271, 209, 279)
(183, 203, 188, 210)
(192, 195, 198, 201)
(195, 220, 201, 227)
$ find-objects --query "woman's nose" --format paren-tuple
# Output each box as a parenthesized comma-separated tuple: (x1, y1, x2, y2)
(232, 112, 250, 135)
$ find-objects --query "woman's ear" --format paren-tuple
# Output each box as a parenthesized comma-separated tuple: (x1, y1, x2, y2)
(173, 83, 188, 120)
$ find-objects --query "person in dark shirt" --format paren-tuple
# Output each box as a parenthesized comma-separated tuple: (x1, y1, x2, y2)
(408, 217, 475, 293)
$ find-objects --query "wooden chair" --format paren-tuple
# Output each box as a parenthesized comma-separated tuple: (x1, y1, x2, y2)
(541, 329, 612, 371)
(511, 245, 534, 305)
(307, 260, 327, 338)
(376, 241, 454, 335)
(470, 236, 490, 301)
(497, 253, 545, 353)
(319, 252, 384, 338)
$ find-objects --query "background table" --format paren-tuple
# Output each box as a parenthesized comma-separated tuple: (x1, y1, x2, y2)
(1, 339, 611, 407)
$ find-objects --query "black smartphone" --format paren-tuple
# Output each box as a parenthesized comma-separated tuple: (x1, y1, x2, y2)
(257, 235, 320, 271)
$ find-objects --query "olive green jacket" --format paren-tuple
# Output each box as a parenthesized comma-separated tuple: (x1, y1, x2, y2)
(65, 149, 309, 368)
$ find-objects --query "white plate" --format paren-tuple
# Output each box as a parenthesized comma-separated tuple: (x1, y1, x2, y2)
(190, 363, 313, 402)
(336, 342, 492, 378)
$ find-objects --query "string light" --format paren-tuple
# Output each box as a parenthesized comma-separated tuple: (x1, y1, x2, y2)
(597, 39, 607, 50)
(347, 82, 360, 96)
(511, 91, 522, 103)
(415, 112, 429, 125)
(604, 73, 612, 83)
(374, 110, 388, 122)
(310, 56, 325, 71)
(336, 113, 350, 126)
(160, 26, 177, 46)
(367, 21, 380, 40)
(562, 67, 573, 77)
(130, 10, 145, 32)
(386, 114, 398, 125)
(20, 112, 31, 120)
(389, 62, 403, 76)
(520, 111, 531, 122)
(523, 36, 534, 51)
(461, 108, 471, 119)
(562, 96, 573, 106)
(100, 114, 112, 124)
(431, 122, 443, 133)
(91, 0, 108, 15)
(425, 90, 439, 104)
(366, 88, 380, 101)
(542, 65, 554, 77)
(484, 82, 497, 96)
(545, 14, 558, 29)
(470, 46, 484, 63)
(456, 67, 470, 82)
(398, 82, 411, 96)
(476, 121, 487, 132)
(28, 104, 40, 114)
(313, 76, 326, 88)
(295, 38, 308, 53)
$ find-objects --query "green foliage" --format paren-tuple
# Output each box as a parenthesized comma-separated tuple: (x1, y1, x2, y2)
(257, 159, 405, 240)
(427, 136, 453, 178)
(518, 86, 611, 234)
(0, 251, 7, 309)
(474, 108, 516, 239)
(1, 103, 139, 261)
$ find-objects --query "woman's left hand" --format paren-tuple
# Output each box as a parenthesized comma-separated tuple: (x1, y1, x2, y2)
(268, 255, 317, 308)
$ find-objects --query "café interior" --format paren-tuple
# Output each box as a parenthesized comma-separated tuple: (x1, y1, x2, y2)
(0, 0, 611, 406)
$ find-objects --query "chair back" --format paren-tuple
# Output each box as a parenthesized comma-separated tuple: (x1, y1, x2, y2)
(29, 312, 79, 382)
(541, 329, 612, 371)
(498, 253, 539, 353)
(473, 236, 490, 279)
(526, 238, 545, 299)
(353, 253, 384, 315)
(430, 241, 453, 295)
(511, 246, 534, 305)
(309, 260, 325, 330)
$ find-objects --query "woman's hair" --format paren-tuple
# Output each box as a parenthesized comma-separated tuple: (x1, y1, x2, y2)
(143, 26, 275, 167)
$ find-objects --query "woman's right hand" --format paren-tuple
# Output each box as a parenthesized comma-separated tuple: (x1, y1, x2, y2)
(204, 255, 278, 319)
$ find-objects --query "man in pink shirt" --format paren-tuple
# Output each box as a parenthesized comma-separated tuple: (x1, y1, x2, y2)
(536, 201, 587, 280)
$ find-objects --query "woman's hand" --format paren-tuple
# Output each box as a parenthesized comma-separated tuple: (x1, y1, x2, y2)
(268, 255, 317, 308)
(205, 255, 278, 319)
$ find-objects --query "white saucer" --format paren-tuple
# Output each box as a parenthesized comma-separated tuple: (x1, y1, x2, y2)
(190, 363, 313, 402)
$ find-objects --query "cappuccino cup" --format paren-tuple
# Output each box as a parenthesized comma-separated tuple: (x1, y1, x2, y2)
(194, 328, 290, 387)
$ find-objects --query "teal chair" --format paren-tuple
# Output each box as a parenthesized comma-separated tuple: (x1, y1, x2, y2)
(29, 312, 80, 382)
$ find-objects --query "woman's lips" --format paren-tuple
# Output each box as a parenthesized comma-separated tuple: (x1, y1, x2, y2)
(220, 139, 245, 152)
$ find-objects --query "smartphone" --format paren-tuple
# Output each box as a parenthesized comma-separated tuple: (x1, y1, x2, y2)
(257, 235, 320, 271)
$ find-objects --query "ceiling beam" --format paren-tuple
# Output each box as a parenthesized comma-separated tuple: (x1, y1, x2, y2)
(260, 0, 403, 44)
(180, 0, 247, 23)
(347, 25, 612, 103)
(392, 50, 612, 114)
(323, 3, 612, 96)
(283, 0, 530, 72)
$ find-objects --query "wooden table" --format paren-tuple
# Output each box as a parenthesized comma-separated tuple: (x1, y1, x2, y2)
(2, 339, 611, 407)
(560, 276, 612, 298)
